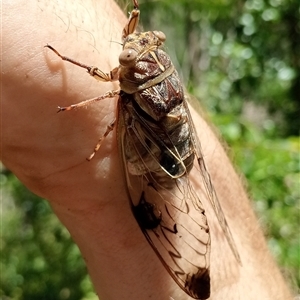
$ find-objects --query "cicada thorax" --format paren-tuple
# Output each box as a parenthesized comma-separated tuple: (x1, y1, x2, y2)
(119, 31, 195, 188)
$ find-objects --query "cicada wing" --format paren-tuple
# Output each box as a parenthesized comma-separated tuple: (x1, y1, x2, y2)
(117, 97, 211, 299)
(133, 179, 211, 300)
(183, 98, 241, 264)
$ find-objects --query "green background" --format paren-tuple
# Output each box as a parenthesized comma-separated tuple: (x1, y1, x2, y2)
(1, 0, 299, 299)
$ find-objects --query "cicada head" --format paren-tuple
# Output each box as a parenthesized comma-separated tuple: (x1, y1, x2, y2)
(119, 31, 166, 67)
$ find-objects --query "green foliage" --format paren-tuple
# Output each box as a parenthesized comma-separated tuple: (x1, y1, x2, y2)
(1, 171, 96, 300)
(2, 0, 299, 298)
(139, 0, 300, 136)
(212, 115, 300, 290)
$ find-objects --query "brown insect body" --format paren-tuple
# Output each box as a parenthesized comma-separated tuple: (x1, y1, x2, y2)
(46, 1, 240, 299)
(119, 31, 194, 182)
(118, 31, 211, 299)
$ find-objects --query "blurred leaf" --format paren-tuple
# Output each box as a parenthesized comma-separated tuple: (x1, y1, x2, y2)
(1, 170, 94, 300)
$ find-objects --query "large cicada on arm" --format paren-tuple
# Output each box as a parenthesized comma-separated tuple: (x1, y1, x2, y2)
(45, 0, 241, 299)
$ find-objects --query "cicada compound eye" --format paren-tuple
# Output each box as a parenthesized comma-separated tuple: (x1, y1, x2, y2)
(153, 31, 166, 43)
(119, 48, 138, 66)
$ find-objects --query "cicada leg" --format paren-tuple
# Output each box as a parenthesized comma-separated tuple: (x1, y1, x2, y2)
(122, 0, 140, 40)
(56, 90, 120, 112)
(45, 44, 121, 158)
(87, 118, 116, 161)
(45, 44, 119, 83)
(45, 44, 120, 112)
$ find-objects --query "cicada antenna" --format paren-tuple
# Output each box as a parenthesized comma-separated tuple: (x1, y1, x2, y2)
(109, 40, 123, 47)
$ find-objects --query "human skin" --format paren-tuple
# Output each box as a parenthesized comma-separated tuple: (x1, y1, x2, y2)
(1, 0, 293, 299)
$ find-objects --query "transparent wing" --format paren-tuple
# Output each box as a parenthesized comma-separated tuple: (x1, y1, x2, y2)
(183, 99, 241, 264)
(117, 96, 212, 299)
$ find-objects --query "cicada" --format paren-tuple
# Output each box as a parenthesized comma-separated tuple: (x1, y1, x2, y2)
(46, 0, 240, 299)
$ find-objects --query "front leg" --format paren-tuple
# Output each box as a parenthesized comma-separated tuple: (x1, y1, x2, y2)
(45, 44, 119, 82)
(45, 44, 120, 111)
(122, 0, 140, 40)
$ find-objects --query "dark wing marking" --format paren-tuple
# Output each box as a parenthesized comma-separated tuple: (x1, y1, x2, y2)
(132, 188, 211, 299)
(117, 95, 211, 299)
(183, 98, 241, 264)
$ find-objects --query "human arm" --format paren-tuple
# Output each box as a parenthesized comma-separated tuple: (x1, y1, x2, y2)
(1, 0, 293, 299)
